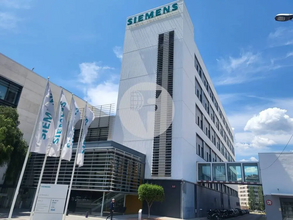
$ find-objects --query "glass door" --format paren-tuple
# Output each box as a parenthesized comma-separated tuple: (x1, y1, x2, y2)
(280, 198, 293, 220)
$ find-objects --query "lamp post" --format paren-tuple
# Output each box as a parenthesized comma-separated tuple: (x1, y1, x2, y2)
(275, 14, 293, 22)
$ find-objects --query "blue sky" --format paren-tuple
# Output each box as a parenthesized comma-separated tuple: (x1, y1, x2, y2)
(1, 0, 293, 161)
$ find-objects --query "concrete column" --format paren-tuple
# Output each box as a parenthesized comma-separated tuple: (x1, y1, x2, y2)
(100, 192, 105, 217)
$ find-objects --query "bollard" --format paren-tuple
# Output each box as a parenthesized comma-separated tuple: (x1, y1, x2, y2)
(138, 209, 142, 220)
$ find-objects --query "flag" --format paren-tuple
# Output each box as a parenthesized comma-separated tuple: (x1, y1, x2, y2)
(60, 97, 81, 161)
(77, 105, 95, 167)
(48, 90, 70, 157)
(31, 81, 55, 154)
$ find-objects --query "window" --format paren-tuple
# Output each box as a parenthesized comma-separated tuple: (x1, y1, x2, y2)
(197, 144, 200, 156)
(74, 127, 109, 142)
(0, 76, 22, 108)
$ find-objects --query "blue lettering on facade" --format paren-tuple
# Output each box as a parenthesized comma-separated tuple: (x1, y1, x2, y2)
(145, 11, 154, 20)
(127, 3, 178, 26)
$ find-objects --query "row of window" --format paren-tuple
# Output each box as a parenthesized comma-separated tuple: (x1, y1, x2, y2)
(196, 134, 234, 162)
(196, 106, 234, 162)
(195, 78, 235, 157)
(194, 55, 234, 146)
(201, 182, 238, 197)
(74, 127, 109, 142)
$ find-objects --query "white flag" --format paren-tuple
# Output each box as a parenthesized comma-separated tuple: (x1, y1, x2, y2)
(77, 106, 95, 167)
(60, 97, 81, 161)
(31, 81, 55, 154)
(48, 90, 70, 157)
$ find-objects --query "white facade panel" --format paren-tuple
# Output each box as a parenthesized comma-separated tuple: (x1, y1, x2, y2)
(113, 0, 235, 181)
(259, 153, 293, 196)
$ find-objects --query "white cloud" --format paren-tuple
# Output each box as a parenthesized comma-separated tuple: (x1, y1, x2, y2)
(215, 50, 281, 85)
(77, 61, 119, 110)
(240, 157, 258, 162)
(0, 0, 31, 32)
(0, 0, 31, 9)
(268, 27, 286, 39)
(84, 81, 118, 107)
(244, 108, 293, 135)
(230, 105, 293, 158)
(78, 62, 113, 84)
(251, 136, 275, 147)
(219, 51, 260, 73)
(250, 157, 258, 162)
(286, 52, 293, 58)
(235, 136, 274, 156)
(268, 27, 293, 47)
(0, 12, 19, 30)
(113, 46, 123, 61)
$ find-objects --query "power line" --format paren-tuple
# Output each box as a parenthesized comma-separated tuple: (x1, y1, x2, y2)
(261, 133, 293, 170)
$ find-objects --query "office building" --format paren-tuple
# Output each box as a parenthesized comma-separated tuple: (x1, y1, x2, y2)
(112, 0, 238, 218)
(238, 185, 260, 209)
(0, 0, 239, 218)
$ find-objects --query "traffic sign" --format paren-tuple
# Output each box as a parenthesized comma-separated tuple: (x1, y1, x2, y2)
(266, 199, 273, 206)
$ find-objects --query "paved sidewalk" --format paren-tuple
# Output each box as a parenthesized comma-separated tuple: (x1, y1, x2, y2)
(0, 209, 207, 220)
(0, 213, 207, 220)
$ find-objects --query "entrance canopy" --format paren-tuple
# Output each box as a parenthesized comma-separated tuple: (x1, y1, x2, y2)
(197, 162, 261, 185)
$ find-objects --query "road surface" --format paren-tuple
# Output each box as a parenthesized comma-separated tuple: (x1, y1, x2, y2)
(228, 213, 266, 220)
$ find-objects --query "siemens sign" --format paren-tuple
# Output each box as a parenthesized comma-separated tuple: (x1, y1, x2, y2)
(127, 3, 178, 26)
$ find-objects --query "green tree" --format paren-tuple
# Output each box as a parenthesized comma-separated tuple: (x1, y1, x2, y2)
(0, 106, 27, 185)
(138, 183, 164, 218)
(258, 186, 264, 211)
(248, 186, 256, 210)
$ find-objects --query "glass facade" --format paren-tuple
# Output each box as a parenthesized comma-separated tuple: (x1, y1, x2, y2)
(212, 163, 226, 181)
(243, 163, 260, 182)
(198, 162, 261, 184)
(0, 75, 22, 108)
(227, 163, 242, 182)
(198, 163, 211, 181)
(22, 142, 145, 193)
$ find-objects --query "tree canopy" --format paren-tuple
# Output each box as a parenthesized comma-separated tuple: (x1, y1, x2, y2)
(0, 106, 27, 185)
(258, 186, 264, 211)
(138, 183, 164, 218)
(248, 186, 256, 210)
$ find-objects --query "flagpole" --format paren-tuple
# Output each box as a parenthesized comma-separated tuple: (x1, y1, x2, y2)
(8, 78, 50, 220)
(30, 83, 58, 220)
(62, 103, 87, 220)
(55, 150, 62, 184)
(55, 93, 73, 184)
(29, 151, 49, 220)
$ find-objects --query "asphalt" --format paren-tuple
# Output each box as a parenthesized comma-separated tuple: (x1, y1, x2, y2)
(0, 209, 266, 220)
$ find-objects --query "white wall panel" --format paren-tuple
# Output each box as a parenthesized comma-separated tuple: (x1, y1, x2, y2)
(259, 153, 293, 195)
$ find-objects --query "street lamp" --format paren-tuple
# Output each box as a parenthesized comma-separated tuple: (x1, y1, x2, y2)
(275, 14, 293, 22)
